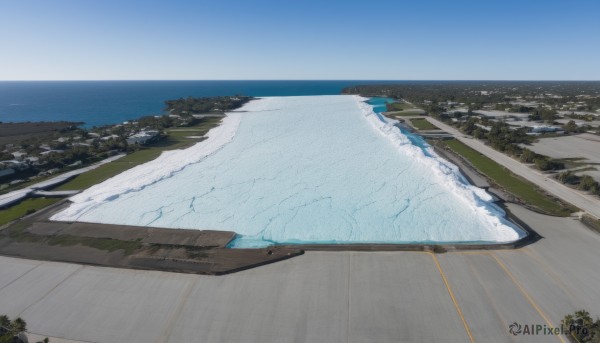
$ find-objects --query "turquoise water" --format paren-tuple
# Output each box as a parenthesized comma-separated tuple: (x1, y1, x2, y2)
(0, 81, 405, 127)
(368, 97, 434, 157)
(365, 97, 395, 114)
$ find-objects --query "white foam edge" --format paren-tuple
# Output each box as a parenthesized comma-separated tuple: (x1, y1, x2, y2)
(353, 95, 526, 242)
(49, 101, 263, 222)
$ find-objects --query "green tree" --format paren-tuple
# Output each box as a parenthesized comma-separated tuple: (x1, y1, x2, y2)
(0, 315, 27, 343)
(564, 120, 578, 133)
(520, 148, 537, 163)
(462, 117, 478, 135)
(557, 171, 578, 184)
(562, 310, 600, 343)
(534, 158, 564, 171)
(473, 128, 486, 139)
(578, 175, 598, 191)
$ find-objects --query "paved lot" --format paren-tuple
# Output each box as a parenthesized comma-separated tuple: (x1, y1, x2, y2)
(525, 133, 600, 182)
(426, 117, 600, 218)
(1, 204, 599, 343)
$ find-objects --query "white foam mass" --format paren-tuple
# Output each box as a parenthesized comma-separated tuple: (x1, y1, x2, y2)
(52, 95, 526, 246)
(51, 112, 243, 221)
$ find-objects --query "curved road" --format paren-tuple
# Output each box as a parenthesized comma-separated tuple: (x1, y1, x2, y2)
(425, 116, 600, 218)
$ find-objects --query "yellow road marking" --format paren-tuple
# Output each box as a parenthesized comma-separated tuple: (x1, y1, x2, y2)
(491, 254, 565, 343)
(430, 253, 476, 343)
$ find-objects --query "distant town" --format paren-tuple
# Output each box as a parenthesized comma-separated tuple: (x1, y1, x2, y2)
(344, 82, 600, 199)
(0, 96, 251, 194)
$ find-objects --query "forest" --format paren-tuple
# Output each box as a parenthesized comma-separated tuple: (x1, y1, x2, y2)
(165, 95, 253, 115)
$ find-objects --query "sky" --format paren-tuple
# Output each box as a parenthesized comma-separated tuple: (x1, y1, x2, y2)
(1, 0, 599, 80)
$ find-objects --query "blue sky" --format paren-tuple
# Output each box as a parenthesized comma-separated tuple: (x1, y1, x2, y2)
(1, 0, 599, 80)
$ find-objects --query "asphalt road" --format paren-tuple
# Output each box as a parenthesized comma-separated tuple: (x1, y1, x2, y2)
(1, 203, 599, 343)
(425, 117, 600, 218)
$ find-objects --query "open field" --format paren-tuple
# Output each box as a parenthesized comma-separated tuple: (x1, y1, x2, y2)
(0, 197, 60, 226)
(387, 102, 416, 111)
(441, 139, 574, 216)
(524, 133, 600, 182)
(410, 118, 438, 130)
(55, 117, 222, 191)
(386, 102, 426, 116)
(393, 110, 427, 117)
(1, 202, 599, 343)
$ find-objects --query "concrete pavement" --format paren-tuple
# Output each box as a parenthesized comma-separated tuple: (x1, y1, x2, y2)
(1, 202, 599, 342)
(425, 116, 600, 218)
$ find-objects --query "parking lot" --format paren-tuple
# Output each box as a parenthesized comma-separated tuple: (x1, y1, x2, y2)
(1, 204, 599, 342)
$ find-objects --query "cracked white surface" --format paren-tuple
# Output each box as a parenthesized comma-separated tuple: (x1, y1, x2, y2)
(52, 95, 525, 247)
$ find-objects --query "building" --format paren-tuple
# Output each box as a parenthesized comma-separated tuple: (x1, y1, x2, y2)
(531, 125, 563, 133)
(126, 130, 159, 145)
(11, 151, 27, 161)
(101, 134, 120, 141)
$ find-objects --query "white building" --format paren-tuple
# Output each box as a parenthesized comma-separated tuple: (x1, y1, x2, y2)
(126, 130, 159, 145)
(531, 125, 561, 133)
(101, 134, 120, 141)
(11, 151, 27, 161)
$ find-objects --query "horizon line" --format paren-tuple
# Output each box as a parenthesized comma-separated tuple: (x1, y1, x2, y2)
(1, 79, 600, 82)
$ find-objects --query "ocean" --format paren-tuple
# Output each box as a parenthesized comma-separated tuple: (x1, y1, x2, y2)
(0, 80, 403, 127)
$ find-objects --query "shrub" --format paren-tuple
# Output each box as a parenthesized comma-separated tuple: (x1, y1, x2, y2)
(520, 148, 537, 163)
(558, 171, 578, 184)
(578, 175, 598, 191)
(562, 310, 600, 343)
(534, 158, 563, 171)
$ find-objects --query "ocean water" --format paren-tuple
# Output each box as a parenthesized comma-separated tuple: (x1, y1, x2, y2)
(0, 80, 403, 127)
(51, 95, 525, 247)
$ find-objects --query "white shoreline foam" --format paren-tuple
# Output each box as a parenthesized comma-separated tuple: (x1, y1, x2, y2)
(50, 107, 248, 222)
(53, 95, 525, 244)
(353, 95, 526, 242)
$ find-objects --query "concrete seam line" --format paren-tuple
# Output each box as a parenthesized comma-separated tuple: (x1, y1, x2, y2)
(156, 276, 199, 343)
(17, 264, 84, 317)
(430, 253, 475, 343)
(491, 254, 566, 343)
(0, 262, 41, 291)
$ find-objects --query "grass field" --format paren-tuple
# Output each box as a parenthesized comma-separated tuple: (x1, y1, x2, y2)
(387, 102, 426, 116)
(410, 118, 438, 130)
(0, 198, 60, 226)
(442, 139, 576, 216)
(387, 102, 418, 111)
(393, 111, 427, 117)
(55, 117, 222, 191)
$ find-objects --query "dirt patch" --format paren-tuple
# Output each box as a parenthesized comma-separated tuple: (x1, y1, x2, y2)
(0, 200, 303, 275)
